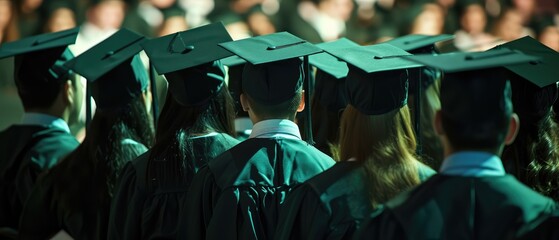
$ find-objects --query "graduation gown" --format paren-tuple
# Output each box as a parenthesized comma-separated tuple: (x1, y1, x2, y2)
(0, 125, 78, 229)
(107, 133, 240, 240)
(180, 138, 335, 240)
(274, 160, 435, 240)
(18, 139, 147, 240)
(354, 174, 557, 240)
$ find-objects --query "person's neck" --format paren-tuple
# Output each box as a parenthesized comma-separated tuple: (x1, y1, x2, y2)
(26, 108, 67, 122)
(445, 146, 502, 158)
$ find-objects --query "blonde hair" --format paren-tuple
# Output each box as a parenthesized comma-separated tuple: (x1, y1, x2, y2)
(339, 105, 421, 208)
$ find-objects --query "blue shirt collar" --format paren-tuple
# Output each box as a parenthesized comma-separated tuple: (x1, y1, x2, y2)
(20, 112, 71, 134)
(249, 119, 302, 140)
(439, 151, 506, 177)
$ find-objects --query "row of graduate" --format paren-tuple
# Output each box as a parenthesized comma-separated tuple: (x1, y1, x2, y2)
(0, 21, 558, 239)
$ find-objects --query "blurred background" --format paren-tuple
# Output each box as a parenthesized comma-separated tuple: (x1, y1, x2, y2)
(0, 0, 558, 132)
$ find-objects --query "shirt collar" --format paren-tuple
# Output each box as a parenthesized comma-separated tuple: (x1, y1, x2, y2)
(20, 112, 71, 134)
(439, 151, 506, 177)
(249, 119, 302, 140)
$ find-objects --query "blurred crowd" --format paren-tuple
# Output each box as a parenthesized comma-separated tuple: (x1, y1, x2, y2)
(0, 0, 558, 49)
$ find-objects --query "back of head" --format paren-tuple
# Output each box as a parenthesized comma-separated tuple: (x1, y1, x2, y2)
(15, 47, 73, 110)
(242, 58, 304, 119)
(440, 68, 513, 151)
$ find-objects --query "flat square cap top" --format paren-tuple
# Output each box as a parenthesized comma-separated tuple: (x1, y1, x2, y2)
(0, 27, 79, 59)
(384, 34, 454, 52)
(221, 55, 246, 67)
(64, 28, 146, 81)
(494, 36, 559, 88)
(310, 38, 360, 79)
(142, 22, 234, 74)
(403, 48, 540, 73)
(325, 43, 423, 74)
(219, 32, 323, 65)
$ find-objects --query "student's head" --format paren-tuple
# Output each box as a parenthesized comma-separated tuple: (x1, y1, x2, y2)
(339, 68, 416, 161)
(15, 47, 83, 123)
(436, 68, 517, 154)
(240, 58, 305, 122)
(156, 60, 236, 142)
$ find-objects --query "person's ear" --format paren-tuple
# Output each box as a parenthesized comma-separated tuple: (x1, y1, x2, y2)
(296, 91, 305, 113)
(240, 93, 250, 112)
(434, 110, 444, 136)
(504, 113, 519, 145)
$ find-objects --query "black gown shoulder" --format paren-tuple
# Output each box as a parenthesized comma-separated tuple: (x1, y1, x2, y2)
(181, 138, 335, 240)
(107, 133, 240, 240)
(0, 125, 78, 229)
(354, 174, 558, 240)
(275, 160, 373, 240)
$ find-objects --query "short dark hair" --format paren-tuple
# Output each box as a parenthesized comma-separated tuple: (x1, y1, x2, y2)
(246, 91, 302, 120)
(440, 69, 513, 150)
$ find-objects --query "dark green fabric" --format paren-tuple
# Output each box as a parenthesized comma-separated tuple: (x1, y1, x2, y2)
(0, 125, 78, 229)
(354, 174, 557, 240)
(180, 138, 335, 239)
(107, 133, 239, 240)
(274, 161, 372, 240)
(18, 140, 147, 240)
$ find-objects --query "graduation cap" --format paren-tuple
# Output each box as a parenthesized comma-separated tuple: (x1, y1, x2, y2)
(142, 22, 233, 107)
(0, 28, 79, 101)
(325, 43, 423, 115)
(309, 38, 359, 112)
(492, 36, 559, 120)
(64, 28, 148, 110)
(384, 34, 454, 54)
(219, 32, 323, 143)
(404, 49, 540, 130)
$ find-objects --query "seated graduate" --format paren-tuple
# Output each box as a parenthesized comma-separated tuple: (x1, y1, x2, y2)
(354, 49, 558, 240)
(496, 37, 559, 201)
(18, 29, 154, 240)
(107, 22, 240, 240)
(274, 43, 435, 240)
(308, 38, 358, 158)
(385, 34, 455, 170)
(0, 29, 82, 232)
(180, 32, 336, 239)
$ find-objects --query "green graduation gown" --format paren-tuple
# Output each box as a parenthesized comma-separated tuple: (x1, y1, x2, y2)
(180, 138, 335, 239)
(274, 160, 435, 240)
(18, 139, 147, 240)
(107, 133, 240, 240)
(354, 174, 557, 240)
(0, 125, 78, 229)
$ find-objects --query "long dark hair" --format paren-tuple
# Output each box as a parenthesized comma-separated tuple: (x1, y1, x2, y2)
(504, 112, 559, 201)
(146, 88, 236, 189)
(53, 95, 154, 208)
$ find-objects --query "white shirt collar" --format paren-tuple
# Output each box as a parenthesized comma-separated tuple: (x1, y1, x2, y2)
(249, 119, 302, 140)
(439, 151, 506, 177)
(20, 112, 71, 134)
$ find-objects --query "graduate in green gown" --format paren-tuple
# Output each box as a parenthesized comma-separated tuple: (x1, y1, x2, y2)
(354, 49, 558, 240)
(107, 22, 240, 240)
(180, 32, 336, 240)
(275, 43, 435, 240)
(0, 28, 81, 232)
(18, 29, 154, 240)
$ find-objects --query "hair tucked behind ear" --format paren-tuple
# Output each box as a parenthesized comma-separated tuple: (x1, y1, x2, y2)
(339, 105, 421, 208)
